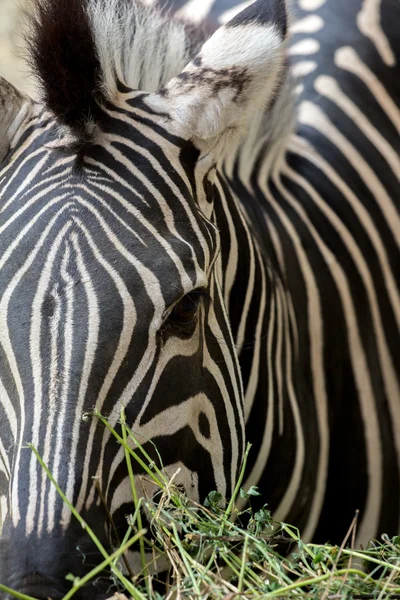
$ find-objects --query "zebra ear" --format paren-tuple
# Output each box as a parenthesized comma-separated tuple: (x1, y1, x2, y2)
(0, 77, 35, 162)
(148, 0, 288, 149)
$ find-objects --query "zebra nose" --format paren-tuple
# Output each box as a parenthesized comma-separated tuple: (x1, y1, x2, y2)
(10, 579, 108, 600)
(16, 589, 63, 600)
(15, 590, 63, 600)
(13, 573, 65, 600)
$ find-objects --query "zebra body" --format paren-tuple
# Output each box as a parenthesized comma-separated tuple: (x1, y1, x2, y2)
(0, 0, 399, 596)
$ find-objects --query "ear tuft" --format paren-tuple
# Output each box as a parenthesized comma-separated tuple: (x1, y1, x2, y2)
(26, 0, 105, 142)
(0, 77, 34, 163)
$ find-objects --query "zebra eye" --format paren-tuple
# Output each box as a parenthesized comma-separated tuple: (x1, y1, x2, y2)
(168, 290, 205, 325)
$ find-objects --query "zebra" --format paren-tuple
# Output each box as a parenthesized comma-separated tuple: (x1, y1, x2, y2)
(0, 0, 399, 596)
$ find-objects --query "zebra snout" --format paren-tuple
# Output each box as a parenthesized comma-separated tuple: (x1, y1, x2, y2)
(7, 573, 112, 600)
(5, 577, 110, 600)
(7, 573, 65, 600)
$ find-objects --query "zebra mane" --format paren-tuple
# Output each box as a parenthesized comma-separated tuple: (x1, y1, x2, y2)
(27, 0, 209, 144)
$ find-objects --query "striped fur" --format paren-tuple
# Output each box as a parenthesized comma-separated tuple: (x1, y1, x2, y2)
(0, 0, 399, 596)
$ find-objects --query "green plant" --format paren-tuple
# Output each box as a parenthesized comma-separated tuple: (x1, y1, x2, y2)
(2, 413, 399, 600)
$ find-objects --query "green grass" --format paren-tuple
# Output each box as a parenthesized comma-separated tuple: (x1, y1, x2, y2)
(1, 412, 400, 600)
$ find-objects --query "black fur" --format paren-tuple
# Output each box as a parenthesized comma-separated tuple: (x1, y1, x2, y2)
(26, 0, 105, 144)
(227, 0, 287, 38)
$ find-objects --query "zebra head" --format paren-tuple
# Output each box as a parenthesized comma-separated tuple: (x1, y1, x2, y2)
(0, 0, 288, 596)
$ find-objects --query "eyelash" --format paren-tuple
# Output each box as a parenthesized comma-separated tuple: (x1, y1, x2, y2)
(164, 288, 210, 328)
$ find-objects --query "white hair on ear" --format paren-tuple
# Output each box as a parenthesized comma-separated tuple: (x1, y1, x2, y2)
(148, 21, 287, 145)
(144, 0, 295, 172)
(87, 0, 202, 97)
(200, 23, 283, 74)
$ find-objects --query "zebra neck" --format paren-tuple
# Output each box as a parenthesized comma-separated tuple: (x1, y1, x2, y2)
(215, 150, 305, 526)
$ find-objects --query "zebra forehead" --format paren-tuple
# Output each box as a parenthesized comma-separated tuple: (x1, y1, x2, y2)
(0, 148, 215, 290)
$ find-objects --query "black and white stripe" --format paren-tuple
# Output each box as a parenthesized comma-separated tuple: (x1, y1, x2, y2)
(0, 0, 399, 596)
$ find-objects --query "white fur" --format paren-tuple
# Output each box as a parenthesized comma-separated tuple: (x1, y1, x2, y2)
(87, 0, 198, 97)
(148, 22, 287, 149)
